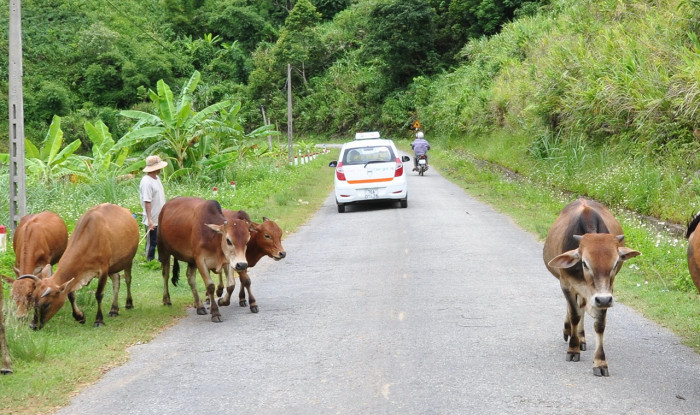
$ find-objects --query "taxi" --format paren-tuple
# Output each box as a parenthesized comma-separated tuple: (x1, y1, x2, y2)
(329, 132, 410, 213)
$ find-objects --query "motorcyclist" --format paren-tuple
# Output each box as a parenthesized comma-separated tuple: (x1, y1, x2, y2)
(411, 131, 430, 171)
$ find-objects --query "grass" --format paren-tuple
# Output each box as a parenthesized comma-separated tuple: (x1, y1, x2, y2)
(0, 150, 336, 414)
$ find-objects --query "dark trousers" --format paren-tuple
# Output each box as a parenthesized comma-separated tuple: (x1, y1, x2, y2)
(145, 226, 158, 261)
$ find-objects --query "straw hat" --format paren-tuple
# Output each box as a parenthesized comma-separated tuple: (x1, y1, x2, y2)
(143, 155, 168, 172)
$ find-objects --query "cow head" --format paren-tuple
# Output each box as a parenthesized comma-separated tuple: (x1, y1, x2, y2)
(252, 217, 286, 261)
(4, 269, 38, 319)
(206, 219, 250, 271)
(25, 265, 74, 330)
(548, 234, 640, 310)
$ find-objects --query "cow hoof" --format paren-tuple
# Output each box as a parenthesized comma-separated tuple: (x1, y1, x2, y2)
(566, 352, 580, 362)
(1, 368, 13, 375)
(196, 307, 208, 315)
(211, 315, 223, 323)
(593, 366, 609, 377)
(217, 298, 231, 307)
(250, 305, 259, 313)
(239, 299, 247, 307)
(93, 321, 105, 328)
(580, 342, 587, 351)
(108, 310, 119, 317)
(126, 302, 134, 309)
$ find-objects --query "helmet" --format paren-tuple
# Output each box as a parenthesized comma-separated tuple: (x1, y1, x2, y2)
(416, 131, 424, 139)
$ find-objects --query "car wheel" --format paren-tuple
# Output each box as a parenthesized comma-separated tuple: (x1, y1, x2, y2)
(400, 199, 408, 208)
(337, 204, 346, 213)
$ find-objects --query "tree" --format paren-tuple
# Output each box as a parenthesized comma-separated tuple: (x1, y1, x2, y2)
(364, 0, 439, 88)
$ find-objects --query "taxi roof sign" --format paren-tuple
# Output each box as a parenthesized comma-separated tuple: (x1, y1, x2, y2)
(354, 131, 381, 140)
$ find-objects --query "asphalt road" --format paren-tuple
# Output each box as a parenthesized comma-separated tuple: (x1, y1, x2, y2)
(58, 160, 700, 415)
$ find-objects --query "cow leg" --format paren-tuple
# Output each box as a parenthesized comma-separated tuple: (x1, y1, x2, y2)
(577, 296, 587, 351)
(216, 271, 225, 298)
(161, 255, 172, 306)
(109, 273, 121, 317)
(217, 267, 235, 307)
(185, 263, 207, 315)
(94, 274, 109, 327)
(561, 287, 582, 362)
(238, 269, 258, 313)
(1, 286, 13, 375)
(123, 265, 134, 310)
(592, 309, 609, 377)
(67, 291, 86, 324)
(196, 262, 221, 322)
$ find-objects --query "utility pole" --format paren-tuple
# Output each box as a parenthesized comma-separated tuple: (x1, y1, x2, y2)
(8, 0, 27, 232)
(287, 63, 293, 165)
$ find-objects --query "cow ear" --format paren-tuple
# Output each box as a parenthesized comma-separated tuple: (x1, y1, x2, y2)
(548, 249, 581, 268)
(39, 264, 52, 279)
(205, 223, 224, 234)
(263, 217, 270, 222)
(249, 222, 260, 233)
(618, 247, 641, 261)
(1, 274, 15, 285)
(14, 266, 21, 276)
(59, 278, 74, 294)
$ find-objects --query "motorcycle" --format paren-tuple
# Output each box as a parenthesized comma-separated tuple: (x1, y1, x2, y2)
(417, 154, 428, 176)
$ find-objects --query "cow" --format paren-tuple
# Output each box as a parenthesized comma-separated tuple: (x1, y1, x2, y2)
(22, 203, 139, 329)
(1, 282, 12, 375)
(1, 211, 68, 319)
(686, 212, 700, 292)
(212, 210, 287, 313)
(158, 197, 250, 323)
(543, 198, 640, 377)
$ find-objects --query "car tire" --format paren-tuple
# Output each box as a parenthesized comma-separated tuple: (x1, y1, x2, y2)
(337, 204, 346, 213)
(400, 199, 408, 208)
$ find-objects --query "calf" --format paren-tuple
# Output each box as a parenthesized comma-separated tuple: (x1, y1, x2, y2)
(158, 197, 250, 322)
(25, 203, 139, 329)
(214, 210, 286, 313)
(543, 198, 640, 376)
(1, 211, 68, 318)
(686, 212, 700, 293)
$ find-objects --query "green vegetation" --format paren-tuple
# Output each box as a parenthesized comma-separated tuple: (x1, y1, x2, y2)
(0, 150, 336, 414)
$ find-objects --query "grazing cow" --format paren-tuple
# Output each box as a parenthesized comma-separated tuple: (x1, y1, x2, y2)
(24, 204, 139, 329)
(1, 283, 12, 375)
(158, 197, 250, 322)
(543, 198, 640, 377)
(213, 210, 286, 313)
(686, 212, 700, 292)
(1, 211, 68, 318)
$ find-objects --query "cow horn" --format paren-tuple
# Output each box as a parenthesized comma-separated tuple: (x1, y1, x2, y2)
(41, 287, 52, 298)
(616, 234, 625, 242)
(573, 235, 583, 242)
(17, 274, 40, 282)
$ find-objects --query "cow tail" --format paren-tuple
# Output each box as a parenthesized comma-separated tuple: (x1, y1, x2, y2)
(172, 260, 180, 286)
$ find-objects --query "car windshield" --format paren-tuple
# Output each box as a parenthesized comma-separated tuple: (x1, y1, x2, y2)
(343, 146, 395, 165)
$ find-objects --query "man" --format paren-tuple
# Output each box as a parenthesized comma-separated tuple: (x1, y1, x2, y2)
(411, 131, 430, 171)
(139, 155, 168, 261)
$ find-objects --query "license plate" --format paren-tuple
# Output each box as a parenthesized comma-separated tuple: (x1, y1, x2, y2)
(418, 159, 426, 165)
(364, 188, 378, 199)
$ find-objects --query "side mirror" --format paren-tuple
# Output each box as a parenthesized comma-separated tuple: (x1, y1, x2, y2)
(329, 161, 338, 167)
(402, 156, 411, 163)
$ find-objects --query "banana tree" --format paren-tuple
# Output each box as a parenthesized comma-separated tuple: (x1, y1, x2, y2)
(114, 71, 231, 171)
(23, 115, 84, 183)
(82, 120, 134, 177)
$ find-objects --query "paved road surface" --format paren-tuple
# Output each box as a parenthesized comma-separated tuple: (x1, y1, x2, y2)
(58, 159, 700, 414)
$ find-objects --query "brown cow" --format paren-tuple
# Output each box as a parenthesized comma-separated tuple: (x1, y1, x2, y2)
(1, 211, 68, 318)
(543, 198, 640, 377)
(158, 197, 250, 323)
(214, 210, 286, 313)
(24, 203, 139, 329)
(686, 212, 700, 292)
(1, 282, 12, 375)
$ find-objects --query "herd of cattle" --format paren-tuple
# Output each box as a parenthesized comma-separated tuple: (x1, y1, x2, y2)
(2, 196, 700, 377)
(0, 196, 286, 375)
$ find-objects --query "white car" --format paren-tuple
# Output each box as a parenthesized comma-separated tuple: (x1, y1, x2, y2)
(329, 132, 410, 213)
